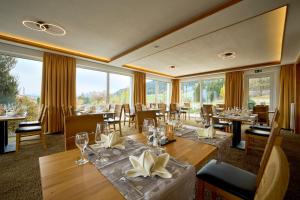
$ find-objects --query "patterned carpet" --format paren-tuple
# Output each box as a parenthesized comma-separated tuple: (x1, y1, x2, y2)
(0, 123, 299, 200)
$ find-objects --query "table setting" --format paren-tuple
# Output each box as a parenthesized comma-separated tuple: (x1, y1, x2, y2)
(73, 121, 196, 200)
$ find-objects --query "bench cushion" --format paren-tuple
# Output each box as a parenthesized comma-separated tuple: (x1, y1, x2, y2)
(197, 159, 256, 200)
(245, 128, 270, 137)
(19, 121, 40, 127)
(250, 125, 271, 131)
(15, 126, 42, 133)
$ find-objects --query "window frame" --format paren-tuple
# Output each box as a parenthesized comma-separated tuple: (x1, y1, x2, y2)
(146, 78, 171, 105)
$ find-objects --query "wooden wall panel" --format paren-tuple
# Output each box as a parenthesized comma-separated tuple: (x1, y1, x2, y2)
(295, 61, 300, 134)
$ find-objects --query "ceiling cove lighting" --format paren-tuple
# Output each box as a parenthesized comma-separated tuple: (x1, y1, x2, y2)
(217, 51, 236, 60)
(22, 20, 66, 36)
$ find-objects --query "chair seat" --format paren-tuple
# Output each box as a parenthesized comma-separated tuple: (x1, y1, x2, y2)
(213, 124, 226, 130)
(245, 128, 270, 137)
(105, 118, 120, 123)
(19, 121, 40, 127)
(250, 124, 271, 131)
(16, 126, 42, 133)
(197, 159, 256, 200)
(125, 113, 135, 117)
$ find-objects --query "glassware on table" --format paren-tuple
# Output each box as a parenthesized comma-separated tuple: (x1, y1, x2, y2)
(143, 118, 155, 145)
(95, 122, 109, 163)
(75, 132, 89, 165)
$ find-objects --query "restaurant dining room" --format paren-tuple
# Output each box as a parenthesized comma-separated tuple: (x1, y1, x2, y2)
(0, 0, 300, 200)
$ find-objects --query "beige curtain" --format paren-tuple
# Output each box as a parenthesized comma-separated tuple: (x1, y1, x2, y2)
(171, 79, 180, 104)
(225, 71, 244, 108)
(41, 52, 76, 133)
(279, 64, 295, 129)
(133, 71, 146, 105)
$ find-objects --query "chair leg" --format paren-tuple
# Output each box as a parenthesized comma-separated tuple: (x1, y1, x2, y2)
(16, 134, 20, 152)
(128, 117, 131, 127)
(124, 117, 126, 126)
(40, 132, 47, 149)
(119, 122, 122, 136)
(196, 179, 205, 200)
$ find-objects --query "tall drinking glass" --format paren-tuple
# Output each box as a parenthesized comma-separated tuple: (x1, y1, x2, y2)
(75, 132, 89, 165)
(95, 122, 109, 163)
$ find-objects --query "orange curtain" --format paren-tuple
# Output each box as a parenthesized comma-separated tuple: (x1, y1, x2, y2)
(171, 79, 180, 104)
(41, 52, 76, 133)
(279, 64, 295, 129)
(133, 71, 146, 105)
(225, 71, 244, 108)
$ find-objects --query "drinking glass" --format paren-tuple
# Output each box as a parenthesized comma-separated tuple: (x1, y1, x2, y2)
(95, 122, 109, 163)
(143, 118, 155, 145)
(75, 132, 89, 165)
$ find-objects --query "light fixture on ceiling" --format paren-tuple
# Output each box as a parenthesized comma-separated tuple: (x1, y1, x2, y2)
(154, 45, 160, 48)
(22, 20, 66, 36)
(217, 51, 236, 60)
(169, 65, 176, 69)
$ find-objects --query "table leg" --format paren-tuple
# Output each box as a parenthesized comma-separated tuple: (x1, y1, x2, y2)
(231, 120, 245, 150)
(0, 120, 16, 154)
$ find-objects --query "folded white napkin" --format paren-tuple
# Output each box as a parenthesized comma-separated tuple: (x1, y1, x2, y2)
(101, 132, 125, 149)
(126, 150, 172, 179)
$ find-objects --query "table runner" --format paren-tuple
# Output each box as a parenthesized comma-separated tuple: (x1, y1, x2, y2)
(175, 126, 231, 160)
(85, 139, 195, 200)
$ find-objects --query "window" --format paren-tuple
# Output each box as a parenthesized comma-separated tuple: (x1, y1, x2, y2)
(76, 68, 107, 109)
(248, 76, 271, 108)
(0, 54, 42, 135)
(180, 81, 200, 114)
(109, 73, 131, 104)
(146, 79, 170, 104)
(201, 78, 225, 105)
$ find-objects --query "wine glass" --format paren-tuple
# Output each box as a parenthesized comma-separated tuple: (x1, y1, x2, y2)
(95, 122, 109, 163)
(75, 132, 89, 165)
(143, 118, 155, 145)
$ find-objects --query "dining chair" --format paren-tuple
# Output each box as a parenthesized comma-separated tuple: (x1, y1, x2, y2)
(149, 103, 156, 109)
(245, 109, 278, 154)
(196, 111, 282, 200)
(136, 110, 157, 133)
(64, 114, 104, 150)
(135, 103, 143, 112)
(169, 103, 179, 119)
(15, 106, 48, 152)
(157, 103, 167, 122)
(105, 104, 123, 136)
(18, 104, 45, 127)
(201, 104, 213, 125)
(123, 104, 135, 127)
(253, 105, 269, 125)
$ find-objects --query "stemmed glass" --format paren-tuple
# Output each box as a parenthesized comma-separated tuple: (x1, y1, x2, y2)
(95, 122, 109, 163)
(143, 118, 155, 145)
(75, 132, 89, 165)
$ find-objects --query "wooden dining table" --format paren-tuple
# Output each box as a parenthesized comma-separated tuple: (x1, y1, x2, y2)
(39, 134, 217, 200)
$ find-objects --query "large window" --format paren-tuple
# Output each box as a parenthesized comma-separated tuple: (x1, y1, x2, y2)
(201, 78, 225, 105)
(247, 76, 271, 108)
(146, 79, 170, 104)
(180, 81, 200, 114)
(0, 54, 42, 135)
(76, 68, 107, 109)
(109, 73, 131, 104)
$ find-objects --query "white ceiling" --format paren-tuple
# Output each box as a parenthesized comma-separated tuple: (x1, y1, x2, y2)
(0, 0, 299, 77)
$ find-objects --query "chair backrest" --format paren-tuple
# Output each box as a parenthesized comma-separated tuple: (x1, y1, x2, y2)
(184, 102, 191, 108)
(158, 103, 166, 112)
(37, 104, 45, 122)
(64, 114, 104, 150)
(216, 104, 225, 108)
(256, 109, 280, 186)
(135, 104, 143, 112)
(202, 104, 213, 115)
(123, 104, 131, 114)
(136, 110, 157, 133)
(114, 104, 123, 119)
(253, 105, 269, 125)
(170, 103, 177, 112)
(254, 145, 289, 200)
(150, 103, 156, 109)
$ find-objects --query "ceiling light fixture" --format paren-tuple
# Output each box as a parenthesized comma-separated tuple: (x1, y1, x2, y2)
(22, 20, 66, 36)
(169, 65, 176, 69)
(217, 51, 236, 60)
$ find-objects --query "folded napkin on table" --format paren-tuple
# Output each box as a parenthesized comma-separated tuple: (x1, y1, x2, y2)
(101, 132, 125, 149)
(126, 150, 172, 179)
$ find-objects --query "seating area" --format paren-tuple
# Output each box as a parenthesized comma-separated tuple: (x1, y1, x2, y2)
(0, 1, 300, 200)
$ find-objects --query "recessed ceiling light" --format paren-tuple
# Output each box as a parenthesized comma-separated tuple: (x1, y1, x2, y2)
(217, 51, 236, 60)
(22, 20, 66, 36)
(169, 65, 175, 69)
(154, 45, 160, 48)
